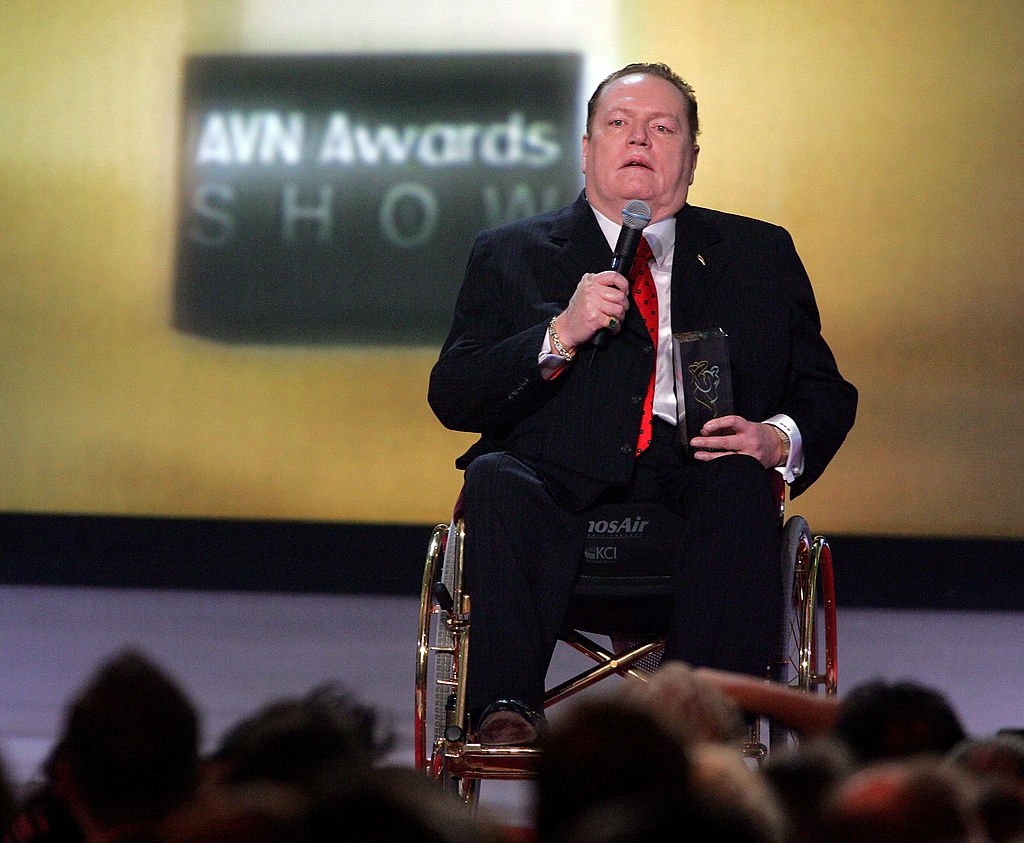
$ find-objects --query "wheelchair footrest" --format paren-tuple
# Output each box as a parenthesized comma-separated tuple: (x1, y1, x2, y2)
(439, 744, 543, 780)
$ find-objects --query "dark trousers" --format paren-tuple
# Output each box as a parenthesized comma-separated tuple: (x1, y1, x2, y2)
(462, 420, 782, 713)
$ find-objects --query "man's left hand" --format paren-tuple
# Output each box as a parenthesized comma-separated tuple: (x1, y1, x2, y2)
(690, 415, 784, 469)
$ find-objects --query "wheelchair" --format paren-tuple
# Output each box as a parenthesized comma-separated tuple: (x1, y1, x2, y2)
(414, 472, 837, 802)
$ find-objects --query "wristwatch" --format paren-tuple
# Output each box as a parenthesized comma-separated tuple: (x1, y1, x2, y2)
(774, 426, 791, 466)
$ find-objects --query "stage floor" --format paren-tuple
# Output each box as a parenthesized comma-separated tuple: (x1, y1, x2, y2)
(1, 585, 1021, 824)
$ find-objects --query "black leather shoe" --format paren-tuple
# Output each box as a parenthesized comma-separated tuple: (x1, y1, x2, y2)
(476, 699, 544, 746)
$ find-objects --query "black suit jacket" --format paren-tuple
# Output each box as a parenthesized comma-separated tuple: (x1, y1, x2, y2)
(428, 196, 857, 510)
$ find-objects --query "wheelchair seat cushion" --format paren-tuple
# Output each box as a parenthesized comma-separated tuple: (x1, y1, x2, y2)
(567, 502, 684, 636)
(576, 502, 685, 595)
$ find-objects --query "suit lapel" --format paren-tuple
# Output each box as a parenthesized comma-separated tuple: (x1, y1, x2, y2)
(671, 204, 728, 330)
(550, 194, 610, 286)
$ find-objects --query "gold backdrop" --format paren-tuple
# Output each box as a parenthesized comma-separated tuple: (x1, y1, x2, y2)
(1, 1, 1022, 537)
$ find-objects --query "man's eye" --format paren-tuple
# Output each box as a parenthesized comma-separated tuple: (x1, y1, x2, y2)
(654, 124, 673, 133)
(610, 119, 625, 126)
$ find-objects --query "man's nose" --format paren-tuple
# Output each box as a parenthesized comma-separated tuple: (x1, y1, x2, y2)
(628, 124, 650, 145)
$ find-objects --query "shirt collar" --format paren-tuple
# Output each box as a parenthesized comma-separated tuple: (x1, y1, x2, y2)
(590, 205, 677, 268)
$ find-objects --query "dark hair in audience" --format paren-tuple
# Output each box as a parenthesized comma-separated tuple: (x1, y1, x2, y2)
(156, 779, 305, 843)
(302, 765, 490, 843)
(949, 731, 1024, 782)
(61, 649, 199, 828)
(545, 789, 777, 843)
(762, 739, 855, 843)
(949, 733, 1024, 842)
(821, 759, 979, 843)
(212, 683, 393, 788)
(0, 751, 14, 835)
(534, 697, 692, 841)
(970, 784, 1024, 843)
(831, 679, 966, 763)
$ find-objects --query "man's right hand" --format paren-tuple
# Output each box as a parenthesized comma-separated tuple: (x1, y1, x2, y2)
(556, 270, 631, 349)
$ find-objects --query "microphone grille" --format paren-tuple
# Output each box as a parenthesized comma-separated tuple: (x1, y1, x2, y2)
(621, 200, 652, 230)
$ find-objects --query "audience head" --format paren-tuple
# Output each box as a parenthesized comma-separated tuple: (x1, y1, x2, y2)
(534, 695, 691, 841)
(688, 742, 788, 843)
(0, 751, 13, 835)
(831, 678, 966, 763)
(209, 683, 392, 790)
(58, 648, 200, 831)
(301, 765, 492, 843)
(0, 753, 12, 835)
(165, 765, 491, 843)
(949, 732, 1024, 789)
(157, 779, 305, 843)
(762, 738, 855, 843)
(949, 733, 1024, 842)
(540, 789, 776, 843)
(820, 758, 981, 843)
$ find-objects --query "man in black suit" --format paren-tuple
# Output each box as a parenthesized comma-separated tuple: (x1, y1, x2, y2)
(428, 62, 857, 745)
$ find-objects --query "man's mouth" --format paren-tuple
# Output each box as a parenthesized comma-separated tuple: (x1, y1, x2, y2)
(623, 158, 652, 170)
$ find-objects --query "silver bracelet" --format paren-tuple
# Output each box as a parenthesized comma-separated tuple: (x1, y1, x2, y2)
(548, 316, 576, 362)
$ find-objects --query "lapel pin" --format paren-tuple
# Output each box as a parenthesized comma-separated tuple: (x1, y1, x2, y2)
(697, 254, 706, 266)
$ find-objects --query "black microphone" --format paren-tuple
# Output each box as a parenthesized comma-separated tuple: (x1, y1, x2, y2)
(591, 199, 652, 349)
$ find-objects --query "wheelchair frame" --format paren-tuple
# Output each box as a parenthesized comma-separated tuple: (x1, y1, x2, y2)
(414, 484, 837, 800)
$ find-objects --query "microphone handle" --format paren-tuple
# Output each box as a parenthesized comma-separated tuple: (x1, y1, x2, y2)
(592, 231, 641, 349)
(591, 324, 614, 349)
(610, 250, 635, 278)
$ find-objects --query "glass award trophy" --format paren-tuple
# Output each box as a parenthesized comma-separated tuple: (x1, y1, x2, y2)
(672, 328, 734, 456)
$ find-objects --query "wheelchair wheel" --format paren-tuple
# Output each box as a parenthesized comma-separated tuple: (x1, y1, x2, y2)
(415, 523, 448, 774)
(414, 518, 478, 802)
(769, 515, 838, 749)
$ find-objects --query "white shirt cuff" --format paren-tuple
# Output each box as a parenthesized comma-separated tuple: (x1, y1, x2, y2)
(764, 414, 804, 484)
(538, 330, 565, 379)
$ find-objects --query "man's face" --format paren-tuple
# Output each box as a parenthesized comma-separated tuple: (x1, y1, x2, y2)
(582, 73, 699, 223)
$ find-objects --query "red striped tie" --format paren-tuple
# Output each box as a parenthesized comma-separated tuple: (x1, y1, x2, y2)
(631, 236, 657, 455)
